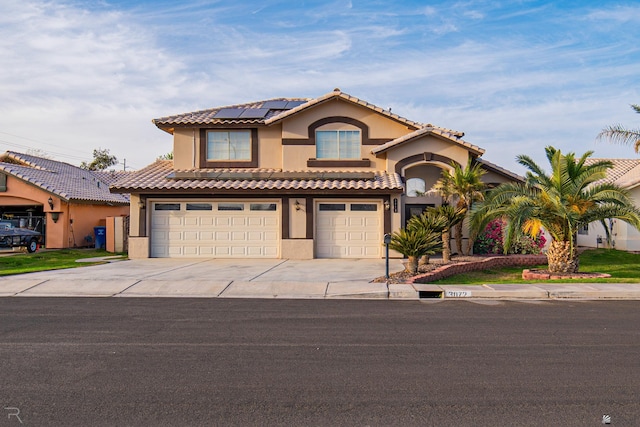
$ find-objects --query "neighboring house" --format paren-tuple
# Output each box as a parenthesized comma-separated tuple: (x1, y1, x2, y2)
(0, 151, 130, 249)
(111, 88, 521, 259)
(577, 158, 640, 251)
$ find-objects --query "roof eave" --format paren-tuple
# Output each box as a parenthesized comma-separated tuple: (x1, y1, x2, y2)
(371, 130, 484, 157)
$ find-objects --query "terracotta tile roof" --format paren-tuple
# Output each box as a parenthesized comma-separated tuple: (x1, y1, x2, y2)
(264, 88, 424, 130)
(584, 158, 640, 187)
(0, 151, 130, 204)
(154, 89, 425, 133)
(110, 160, 404, 193)
(152, 98, 310, 130)
(92, 170, 133, 186)
(371, 126, 485, 156)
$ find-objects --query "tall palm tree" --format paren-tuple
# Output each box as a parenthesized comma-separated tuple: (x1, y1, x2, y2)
(433, 161, 486, 255)
(597, 104, 640, 152)
(472, 146, 640, 273)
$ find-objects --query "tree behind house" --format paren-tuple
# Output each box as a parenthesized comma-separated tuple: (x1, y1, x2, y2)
(80, 148, 118, 171)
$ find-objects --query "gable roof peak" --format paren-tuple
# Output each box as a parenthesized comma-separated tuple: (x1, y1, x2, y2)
(264, 88, 424, 130)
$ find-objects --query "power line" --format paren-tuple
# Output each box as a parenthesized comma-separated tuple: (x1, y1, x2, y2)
(0, 130, 140, 170)
(0, 138, 91, 162)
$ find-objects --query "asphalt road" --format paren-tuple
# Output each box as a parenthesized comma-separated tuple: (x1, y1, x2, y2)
(1, 298, 639, 426)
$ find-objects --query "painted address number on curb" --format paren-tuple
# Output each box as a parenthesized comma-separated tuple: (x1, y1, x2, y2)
(445, 290, 472, 298)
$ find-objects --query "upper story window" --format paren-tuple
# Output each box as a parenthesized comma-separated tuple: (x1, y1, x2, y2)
(316, 130, 361, 159)
(207, 130, 251, 161)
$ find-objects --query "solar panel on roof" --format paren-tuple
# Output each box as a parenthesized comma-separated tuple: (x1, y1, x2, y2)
(261, 100, 289, 109)
(213, 108, 244, 119)
(285, 100, 306, 109)
(239, 108, 270, 118)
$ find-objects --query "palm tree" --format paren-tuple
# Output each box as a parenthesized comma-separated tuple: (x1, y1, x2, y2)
(597, 104, 640, 152)
(433, 161, 486, 255)
(388, 227, 442, 274)
(472, 146, 640, 273)
(407, 208, 448, 264)
(432, 205, 466, 263)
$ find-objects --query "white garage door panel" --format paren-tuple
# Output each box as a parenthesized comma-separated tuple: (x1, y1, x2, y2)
(151, 201, 279, 258)
(316, 202, 382, 259)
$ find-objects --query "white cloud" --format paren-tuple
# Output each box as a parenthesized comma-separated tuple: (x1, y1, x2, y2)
(0, 0, 187, 166)
(0, 0, 639, 174)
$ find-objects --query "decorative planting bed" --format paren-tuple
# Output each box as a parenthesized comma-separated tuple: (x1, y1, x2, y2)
(407, 255, 547, 284)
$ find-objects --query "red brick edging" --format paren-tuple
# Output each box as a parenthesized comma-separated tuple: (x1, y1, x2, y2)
(407, 255, 548, 284)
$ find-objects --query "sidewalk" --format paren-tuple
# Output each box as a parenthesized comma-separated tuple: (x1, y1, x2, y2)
(1, 258, 640, 300)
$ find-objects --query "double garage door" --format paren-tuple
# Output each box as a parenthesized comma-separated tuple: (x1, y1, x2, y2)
(150, 199, 383, 259)
(151, 200, 280, 258)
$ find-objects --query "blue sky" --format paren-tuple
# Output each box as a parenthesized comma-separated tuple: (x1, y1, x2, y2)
(0, 0, 639, 173)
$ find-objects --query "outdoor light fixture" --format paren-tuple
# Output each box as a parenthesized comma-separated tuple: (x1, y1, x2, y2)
(383, 200, 390, 211)
(48, 197, 54, 210)
(138, 201, 146, 209)
(294, 200, 301, 211)
(51, 212, 60, 223)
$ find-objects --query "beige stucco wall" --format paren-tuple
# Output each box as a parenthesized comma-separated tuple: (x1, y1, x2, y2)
(281, 239, 314, 259)
(128, 236, 149, 259)
(289, 198, 307, 238)
(128, 194, 142, 237)
(280, 99, 412, 171)
(173, 128, 196, 169)
(258, 125, 283, 169)
(385, 135, 471, 175)
(281, 99, 411, 139)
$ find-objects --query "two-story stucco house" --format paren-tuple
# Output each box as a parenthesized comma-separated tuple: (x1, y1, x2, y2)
(111, 89, 520, 259)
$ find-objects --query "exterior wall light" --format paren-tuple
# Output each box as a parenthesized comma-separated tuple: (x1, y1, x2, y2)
(294, 200, 301, 211)
(383, 200, 390, 210)
(51, 212, 60, 223)
(48, 197, 54, 210)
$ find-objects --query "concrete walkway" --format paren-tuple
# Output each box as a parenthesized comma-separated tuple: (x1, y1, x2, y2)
(1, 258, 640, 300)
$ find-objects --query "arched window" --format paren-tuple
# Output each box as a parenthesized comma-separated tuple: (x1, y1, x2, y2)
(406, 178, 426, 197)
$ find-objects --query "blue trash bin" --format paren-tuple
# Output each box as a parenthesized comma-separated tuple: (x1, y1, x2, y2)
(94, 226, 106, 249)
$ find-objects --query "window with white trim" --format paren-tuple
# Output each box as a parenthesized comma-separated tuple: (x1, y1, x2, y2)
(316, 130, 360, 159)
(207, 130, 251, 161)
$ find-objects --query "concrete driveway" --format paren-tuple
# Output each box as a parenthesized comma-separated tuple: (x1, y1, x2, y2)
(0, 258, 410, 299)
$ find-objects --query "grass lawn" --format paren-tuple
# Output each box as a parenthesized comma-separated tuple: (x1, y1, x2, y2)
(431, 249, 640, 285)
(0, 249, 124, 276)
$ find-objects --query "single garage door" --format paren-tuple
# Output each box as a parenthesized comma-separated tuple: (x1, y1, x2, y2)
(315, 201, 382, 258)
(151, 200, 280, 258)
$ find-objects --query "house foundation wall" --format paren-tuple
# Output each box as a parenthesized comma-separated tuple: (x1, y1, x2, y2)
(281, 239, 314, 259)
